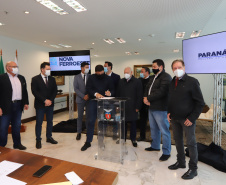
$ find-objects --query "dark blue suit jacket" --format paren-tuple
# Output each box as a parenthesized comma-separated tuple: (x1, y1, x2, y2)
(110, 72, 120, 90)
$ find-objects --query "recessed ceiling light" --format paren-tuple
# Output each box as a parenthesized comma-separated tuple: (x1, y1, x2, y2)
(134, 52, 139, 55)
(58, 44, 72, 48)
(190, 30, 201, 38)
(115, 38, 126, 43)
(92, 42, 95, 45)
(24, 11, 29, 14)
(93, 55, 99, 57)
(175, 32, 185, 38)
(103, 39, 114, 44)
(44, 40, 47, 43)
(63, 0, 87, 12)
(0, 22, 5, 26)
(173, 49, 180, 53)
(138, 39, 142, 41)
(50, 44, 62, 48)
(36, 0, 68, 15)
(125, 52, 132, 55)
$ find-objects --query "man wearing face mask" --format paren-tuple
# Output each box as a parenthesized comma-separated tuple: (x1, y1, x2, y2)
(143, 59, 172, 161)
(0, 61, 29, 150)
(137, 67, 150, 141)
(117, 67, 143, 147)
(31, 62, 58, 149)
(167, 59, 205, 180)
(81, 64, 115, 151)
(104, 61, 120, 90)
(74, 62, 90, 140)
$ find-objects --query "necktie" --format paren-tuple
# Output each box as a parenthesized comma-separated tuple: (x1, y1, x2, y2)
(45, 77, 48, 87)
(175, 78, 179, 88)
(84, 75, 86, 84)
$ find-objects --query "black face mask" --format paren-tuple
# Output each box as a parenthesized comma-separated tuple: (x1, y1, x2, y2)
(152, 68, 160, 74)
(96, 73, 105, 79)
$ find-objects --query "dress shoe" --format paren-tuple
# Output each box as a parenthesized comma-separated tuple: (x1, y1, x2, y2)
(81, 142, 91, 151)
(112, 134, 118, 140)
(168, 162, 186, 170)
(46, 137, 58, 144)
(131, 140, 137, 147)
(145, 147, 160, 151)
(36, 140, 42, 149)
(13, 144, 26, 150)
(76, 133, 81, 140)
(137, 137, 145, 142)
(181, 169, 197, 180)
(159, 154, 171, 161)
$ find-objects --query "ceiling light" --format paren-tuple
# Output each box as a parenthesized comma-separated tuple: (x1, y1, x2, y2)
(103, 39, 114, 44)
(125, 52, 132, 55)
(173, 49, 179, 53)
(149, 34, 155, 37)
(24, 11, 30, 14)
(63, 0, 87, 12)
(93, 55, 99, 57)
(36, 0, 68, 15)
(175, 32, 185, 38)
(58, 44, 72, 48)
(115, 38, 126, 43)
(0, 22, 5, 26)
(92, 42, 95, 45)
(44, 40, 47, 42)
(138, 39, 142, 41)
(134, 52, 139, 55)
(50, 44, 62, 48)
(190, 30, 201, 38)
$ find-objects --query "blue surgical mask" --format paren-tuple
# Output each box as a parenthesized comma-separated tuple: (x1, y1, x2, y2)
(104, 67, 108, 73)
(140, 73, 144, 78)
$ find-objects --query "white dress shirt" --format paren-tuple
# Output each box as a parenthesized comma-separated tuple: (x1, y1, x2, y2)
(7, 72, 22, 101)
(41, 73, 48, 84)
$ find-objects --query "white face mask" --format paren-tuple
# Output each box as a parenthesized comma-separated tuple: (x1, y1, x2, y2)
(45, 70, 51, 76)
(12, 67, 19, 75)
(124, 73, 130, 79)
(84, 68, 89, 74)
(174, 69, 185, 78)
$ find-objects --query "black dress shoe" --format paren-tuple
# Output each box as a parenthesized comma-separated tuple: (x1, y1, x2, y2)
(137, 137, 145, 142)
(36, 140, 42, 149)
(76, 133, 81, 140)
(46, 137, 58, 144)
(181, 169, 197, 180)
(13, 144, 26, 150)
(81, 142, 91, 151)
(159, 154, 171, 161)
(145, 147, 160, 151)
(168, 162, 186, 170)
(131, 140, 137, 147)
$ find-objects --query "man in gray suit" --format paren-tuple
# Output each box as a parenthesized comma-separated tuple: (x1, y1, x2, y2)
(74, 62, 90, 140)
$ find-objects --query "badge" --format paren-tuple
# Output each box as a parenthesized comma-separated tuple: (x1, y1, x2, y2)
(104, 109, 112, 120)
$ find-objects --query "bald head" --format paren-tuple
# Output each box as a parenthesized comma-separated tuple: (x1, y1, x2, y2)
(124, 67, 132, 75)
(6, 61, 18, 76)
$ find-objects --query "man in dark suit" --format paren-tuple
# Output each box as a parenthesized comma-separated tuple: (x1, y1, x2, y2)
(31, 62, 58, 149)
(74, 62, 90, 140)
(0, 61, 29, 150)
(117, 67, 143, 147)
(104, 61, 120, 90)
(81, 65, 115, 151)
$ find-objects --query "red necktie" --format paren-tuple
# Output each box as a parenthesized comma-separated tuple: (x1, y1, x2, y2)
(175, 78, 179, 88)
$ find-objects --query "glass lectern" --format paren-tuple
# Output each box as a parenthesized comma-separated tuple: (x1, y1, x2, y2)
(95, 98, 127, 164)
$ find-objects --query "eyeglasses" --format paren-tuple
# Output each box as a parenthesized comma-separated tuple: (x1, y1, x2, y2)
(9, 66, 19, 68)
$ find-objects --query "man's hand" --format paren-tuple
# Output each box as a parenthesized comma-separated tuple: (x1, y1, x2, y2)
(96, 93, 104, 99)
(83, 94, 89, 101)
(184, 118, 193, 126)
(143, 97, 148, 104)
(0, 108, 2, 116)
(45, 99, 52, 106)
(24, 104, 29, 110)
(167, 113, 171, 123)
(105, 90, 111, 97)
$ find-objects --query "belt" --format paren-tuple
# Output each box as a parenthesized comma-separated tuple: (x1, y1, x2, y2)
(12, 100, 22, 103)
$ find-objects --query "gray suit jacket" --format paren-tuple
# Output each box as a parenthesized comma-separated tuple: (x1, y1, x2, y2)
(74, 73, 90, 103)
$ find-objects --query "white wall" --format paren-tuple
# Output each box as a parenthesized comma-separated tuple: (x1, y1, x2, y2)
(91, 54, 214, 107)
(0, 35, 69, 119)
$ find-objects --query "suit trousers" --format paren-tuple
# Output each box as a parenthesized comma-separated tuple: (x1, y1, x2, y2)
(86, 100, 97, 143)
(171, 118, 198, 170)
(0, 101, 22, 147)
(77, 101, 89, 133)
(35, 106, 54, 141)
(138, 106, 149, 139)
